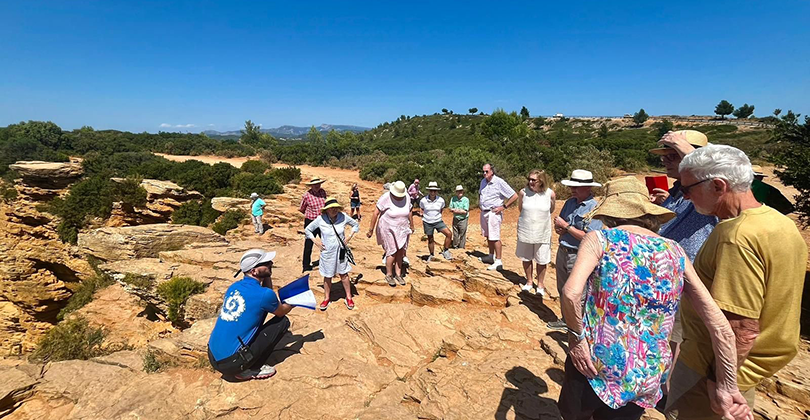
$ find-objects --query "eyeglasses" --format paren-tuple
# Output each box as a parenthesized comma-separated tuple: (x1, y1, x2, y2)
(527, 178, 538, 183)
(482, 170, 491, 174)
(680, 178, 711, 195)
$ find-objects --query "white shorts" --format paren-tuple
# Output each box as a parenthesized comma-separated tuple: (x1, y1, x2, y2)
(480, 210, 503, 241)
(515, 241, 551, 265)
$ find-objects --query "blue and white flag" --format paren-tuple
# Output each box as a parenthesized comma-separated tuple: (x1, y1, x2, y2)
(278, 274, 317, 310)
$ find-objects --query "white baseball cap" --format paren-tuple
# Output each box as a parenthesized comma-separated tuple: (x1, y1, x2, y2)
(250, 192, 259, 199)
(234, 248, 276, 277)
(455, 185, 464, 191)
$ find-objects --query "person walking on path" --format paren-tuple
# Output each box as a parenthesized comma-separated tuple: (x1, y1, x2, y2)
(305, 198, 360, 311)
(558, 177, 751, 420)
(547, 169, 602, 331)
(649, 130, 718, 402)
(350, 183, 362, 220)
(299, 178, 327, 272)
(515, 169, 555, 296)
(665, 145, 807, 419)
(478, 163, 518, 271)
(449, 185, 469, 249)
(408, 178, 422, 209)
(418, 181, 453, 261)
(367, 181, 413, 287)
(250, 193, 266, 235)
(207, 249, 293, 381)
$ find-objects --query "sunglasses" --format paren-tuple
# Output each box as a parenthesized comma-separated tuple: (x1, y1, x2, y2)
(527, 178, 539, 182)
(482, 170, 491, 174)
(680, 178, 711, 195)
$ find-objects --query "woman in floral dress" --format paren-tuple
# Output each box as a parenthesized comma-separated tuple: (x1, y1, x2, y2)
(558, 177, 752, 420)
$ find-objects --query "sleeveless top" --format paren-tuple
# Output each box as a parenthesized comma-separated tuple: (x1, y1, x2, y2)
(583, 228, 686, 409)
(517, 187, 552, 243)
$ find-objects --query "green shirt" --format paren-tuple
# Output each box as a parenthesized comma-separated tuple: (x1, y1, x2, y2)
(449, 196, 469, 220)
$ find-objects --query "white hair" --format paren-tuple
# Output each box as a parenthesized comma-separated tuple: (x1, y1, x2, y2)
(679, 144, 753, 192)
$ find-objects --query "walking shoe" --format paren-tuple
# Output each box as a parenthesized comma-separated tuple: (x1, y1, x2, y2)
(521, 283, 534, 293)
(403, 256, 410, 266)
(235, 364, 276, 381)
(479, 254, 495, 265)
(319, 300, 330, 311)
(302, 265, 313, 272)
(487, 260, 503, 271)
(441, 249, 452, 260)
(345, 298, 355, 310)
(546, 320, 568, 331)
(386, 275, 396, 287)
(395, 275, 406, 285)
(536, 287, 547, 297)
(426, 255, 434, 263)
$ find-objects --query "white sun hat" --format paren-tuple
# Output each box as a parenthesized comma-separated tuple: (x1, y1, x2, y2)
(561, 169, 602, 187)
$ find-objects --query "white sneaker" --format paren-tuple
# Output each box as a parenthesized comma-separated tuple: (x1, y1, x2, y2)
(521, 283, 533, 292)
(536, 287, 547, 297)
(426, 255, 434, 263)
(441, 249, 452, 260)
(235, 364, 276, 381)
(403, 256, 410, 266)
(487, 260, 503, 271)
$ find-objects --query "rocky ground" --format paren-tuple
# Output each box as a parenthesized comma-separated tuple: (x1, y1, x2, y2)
(1, 158, 808, 419)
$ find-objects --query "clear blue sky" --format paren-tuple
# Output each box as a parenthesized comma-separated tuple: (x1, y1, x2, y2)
(2, 1, 808, 133)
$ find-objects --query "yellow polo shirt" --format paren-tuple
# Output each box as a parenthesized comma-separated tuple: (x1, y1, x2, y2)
(679, 205, 807, 390)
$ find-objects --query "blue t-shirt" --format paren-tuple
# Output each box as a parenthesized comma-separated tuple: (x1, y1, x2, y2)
(559, 196, 603, 250)
(251, 198, 266, 217)
(207, 276, 280, 360)
(657, 181, 718, 262)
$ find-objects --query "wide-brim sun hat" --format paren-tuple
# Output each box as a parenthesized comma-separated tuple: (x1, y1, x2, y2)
(321, 197, 343, 211)
(561, 169, 602, 187)
(455, 185, 464, 191)
(649, 130, 709, 155)
(250, 192, 259, 198)
(235, 248, 276, 277)
(306, 178, 325, 185)
(390, 180, 407, 198)
(589, 177, 675, 224)
(427, 181, 441, 191)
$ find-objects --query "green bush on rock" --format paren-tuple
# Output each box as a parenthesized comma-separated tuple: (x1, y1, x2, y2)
(156, 276, 207, 325)
(212, 210, 247, 235)
(29, 317, 106, 362)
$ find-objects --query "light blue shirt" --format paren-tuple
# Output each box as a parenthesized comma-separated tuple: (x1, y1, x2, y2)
(658, 181, 718, 262)
(559, 196, 603, 249)
(251, 198, 266, 217)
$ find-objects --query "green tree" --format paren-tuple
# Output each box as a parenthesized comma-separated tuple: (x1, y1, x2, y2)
(240, 120, 262, 145)
(306, 126, 323, 143)
(714, 100, 734, 119)
(774, 109, 782, 117)
(469, 108, 478, 114)
(732, 103, 755, 119)
(772, 111, 810, 224)
(441, 108, 449, 114)
(481, 109, 529, 146)
(655, 119, 674, 137)
(520, 106, 530, 120)
(633, 109, 649, 126)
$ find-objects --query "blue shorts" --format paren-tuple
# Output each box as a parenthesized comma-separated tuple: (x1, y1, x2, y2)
(350, 201, 361, 209)
(423, 220, 448, 236)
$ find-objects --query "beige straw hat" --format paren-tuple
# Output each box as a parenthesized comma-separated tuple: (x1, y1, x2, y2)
(306, 178, 325, 185)
(589, 177, 675, 224)
(649, 130, 708, 155)
(389, 181, 407, 198)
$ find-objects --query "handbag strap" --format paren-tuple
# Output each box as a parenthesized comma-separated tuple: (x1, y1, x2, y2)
(328, 214, 348, 250)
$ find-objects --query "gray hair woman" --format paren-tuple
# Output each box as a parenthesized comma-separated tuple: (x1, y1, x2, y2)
(558, 177, 751, 420)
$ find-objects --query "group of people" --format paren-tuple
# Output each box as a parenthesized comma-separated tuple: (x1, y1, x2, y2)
(214, 130, 807, 420)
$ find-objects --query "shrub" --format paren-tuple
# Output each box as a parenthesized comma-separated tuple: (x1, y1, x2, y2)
(241, 159, 270, 174)
(111, 177, 148, 207)
(56, 273, 116, 321)
(156, 276, 207, 325)
(230, 172, 282, 196)
(29, 317, 106, 362)
(269, 166, 301, 184)
(212, 210, 247, 235)
(122, 273, 154, 289)
(171, 200, 221, 226)
(142, 349, 170, 373)
(1, 184, 17, 202)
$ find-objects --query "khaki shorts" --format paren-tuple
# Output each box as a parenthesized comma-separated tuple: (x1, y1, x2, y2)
(515, 241, 551, 264)
(665, 360, 756, 420)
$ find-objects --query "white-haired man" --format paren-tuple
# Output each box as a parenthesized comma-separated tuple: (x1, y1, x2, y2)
(207, 249, 293, 381)
(666, 145, 807, 419)
(478, 163, 518, 270)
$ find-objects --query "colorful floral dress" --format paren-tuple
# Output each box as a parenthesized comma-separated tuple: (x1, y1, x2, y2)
(583, 228, 686, 409)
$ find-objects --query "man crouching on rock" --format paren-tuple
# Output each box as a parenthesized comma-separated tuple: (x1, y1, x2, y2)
(207, 249, 293, 381)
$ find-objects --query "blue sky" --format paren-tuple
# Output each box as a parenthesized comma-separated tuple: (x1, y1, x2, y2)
(1, 1, 808, 133)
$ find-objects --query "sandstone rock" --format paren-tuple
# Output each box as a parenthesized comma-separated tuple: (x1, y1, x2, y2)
(410, 275, 464, 306)
(0, 365, 39, 416)
(365, 284, 411, 303)
(9, 161, 83, 189)
(211, 196, 251, 212)
(463, 269, 515, 298)
(78, 224, 226, 261)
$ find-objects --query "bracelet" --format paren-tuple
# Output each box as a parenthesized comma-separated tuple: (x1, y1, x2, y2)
(570, 329, 586, 341)
(566, 224, 572, 231)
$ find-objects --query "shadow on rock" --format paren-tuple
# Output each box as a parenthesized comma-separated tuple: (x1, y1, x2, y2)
(266, 329, 326, 365)
(495, 366, 560, 420)
(546, 331, 569, 353)
(499, 268, 526, 286)
(517, 292, 558, 323)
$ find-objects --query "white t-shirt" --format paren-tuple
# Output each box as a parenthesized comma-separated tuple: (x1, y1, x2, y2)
(419, 196, 445, 224)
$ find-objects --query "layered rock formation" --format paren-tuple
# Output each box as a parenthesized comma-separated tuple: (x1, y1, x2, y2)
(0, 161, 91, 355)
(108, 178, 203, 226)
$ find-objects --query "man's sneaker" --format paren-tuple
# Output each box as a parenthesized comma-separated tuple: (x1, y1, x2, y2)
(547, 320, 568, 331)
(426, 255, 434, 263)
(386, 276, 396, 287)
(403, 256, 410, 266)
(235, 364, 276, 381)
(441, 249, 452, 260)
(521, 283, 534, 293)
(395, 275, 406, 285)
(536, 287, 547, 297)
(479, 254, 495, 265)
(487, 260, 503, 271)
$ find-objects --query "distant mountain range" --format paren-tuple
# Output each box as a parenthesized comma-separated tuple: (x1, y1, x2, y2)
(203, 124, 370, 139)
